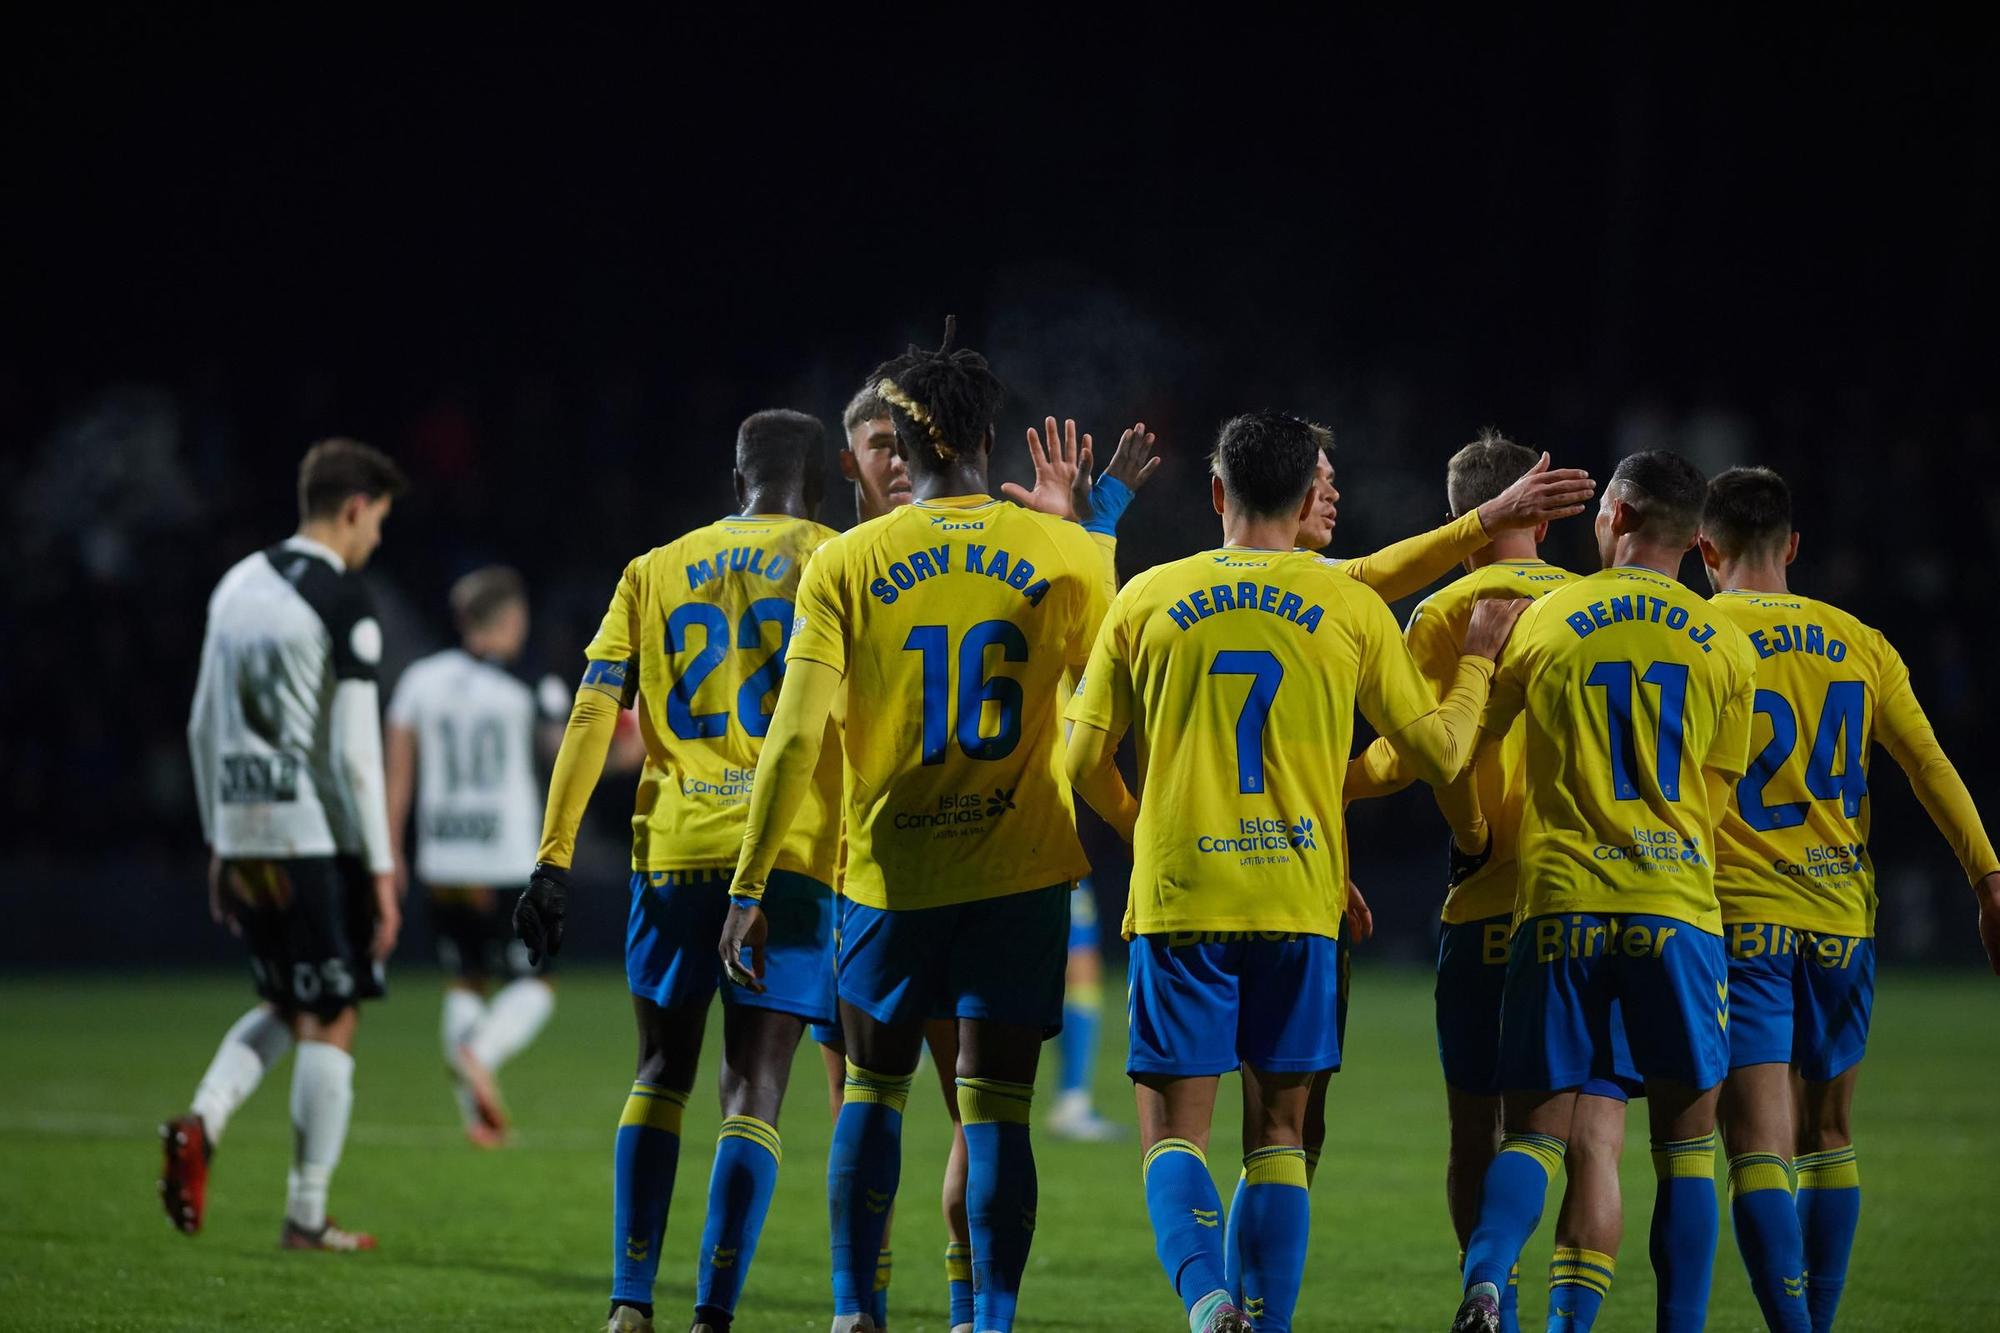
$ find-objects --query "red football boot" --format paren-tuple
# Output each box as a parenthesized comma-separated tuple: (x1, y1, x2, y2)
(158, 1114, 210, 1235)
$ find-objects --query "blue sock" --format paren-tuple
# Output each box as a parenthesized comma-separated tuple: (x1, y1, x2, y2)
(611, 1080, 689, 1307)
(1547, 1247, 1615, 1330)
(1235, 1147, 1309, 1332)
(693, 1116, 781, 1323)
(1143, 1138, 1230, 1317)
(1221, 1172, 1246, 1302)
(959, 1078, 1039, 1333)
(1729, 1153, 1810, 1331)
(1500, 1261, 1521, 1332)
(1794, 1146, 1860, 1333)
(869, 1248, 891, 1329)
(1057, 981, 1102, 1098)
(1463, 1134, 1564, 1292)
(828, 1061, 911, 1317)
(1649, 1133, 1720, 1333)
(945, 1240, 975, 1328)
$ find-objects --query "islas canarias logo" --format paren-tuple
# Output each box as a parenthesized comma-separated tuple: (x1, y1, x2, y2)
(1197, 816, 1318, 855)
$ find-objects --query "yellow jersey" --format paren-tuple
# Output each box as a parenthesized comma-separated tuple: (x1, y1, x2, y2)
(583, 514, 844, 880)
(1710, 590, 1998, 936)
(1404, 559, 1578, 924)
(1068, 547, 1444, 938)
(785, 495, 1107, 910)
(1484, 566, 1758, 934)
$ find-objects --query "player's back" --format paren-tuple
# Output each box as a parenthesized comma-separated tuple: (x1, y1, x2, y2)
(1500, 565, 1757, 933)
(1407, 559, 1578, 925)
(785, 495, 1106, 909)
(1108, 547, 1426, 937)
(1709, 591, 1893, 936)
(388, 648, 542, 885)
(190, 537, 380, 860)
(595, 513, 842, 877)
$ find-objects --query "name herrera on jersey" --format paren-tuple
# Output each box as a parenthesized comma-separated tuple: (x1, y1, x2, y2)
(685, 547, 796, 591)
(1166, 582, 1324, 634)
(869, 544, 1053, 607)
(1563, 593, 1719, 653)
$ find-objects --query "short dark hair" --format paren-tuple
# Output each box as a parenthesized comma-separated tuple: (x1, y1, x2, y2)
(298, 437, 406, 522)
(842, 383, 892, 437)
(736, 409, 826, 495)
(1446, 428, 1539, 516)
(1608, 449, 1707, 545)
(1211, 411, 1320, 518)
(1702, 466, 1792, 558)
(864, 317, 1004, 477)
(450, 565, 527, 633)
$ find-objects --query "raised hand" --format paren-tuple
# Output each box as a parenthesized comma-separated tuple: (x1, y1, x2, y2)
(1103, 421, 1163, 492)
(1003, 417, 1090, 520)
(1476, 452, 1595, 531)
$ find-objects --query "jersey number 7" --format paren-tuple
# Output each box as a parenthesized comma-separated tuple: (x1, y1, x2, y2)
(1210, 650, 1284, 795)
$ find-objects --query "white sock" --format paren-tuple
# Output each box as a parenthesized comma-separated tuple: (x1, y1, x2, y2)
(465, 978, 554, 1072)
(190, 1005, 293, 1144)
(440, 988, 484, 1061)
(285, 1040, 355, 1231)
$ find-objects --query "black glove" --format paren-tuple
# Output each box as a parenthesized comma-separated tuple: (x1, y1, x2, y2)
(516, 862, 568, 965)
(1447, 832, 1493, 891)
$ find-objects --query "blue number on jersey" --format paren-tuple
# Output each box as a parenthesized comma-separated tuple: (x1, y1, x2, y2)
(902, 621, 1029, 766)
(1739, 679, 1869, 830)
(1209, 649, 1285, 795)
(665, 600, 796, 741)
(1586, 659, 1689, 802)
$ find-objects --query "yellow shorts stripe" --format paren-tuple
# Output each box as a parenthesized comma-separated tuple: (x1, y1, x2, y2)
(956, 1076, 1034, 1126)
(618, 1081, 690, 1133)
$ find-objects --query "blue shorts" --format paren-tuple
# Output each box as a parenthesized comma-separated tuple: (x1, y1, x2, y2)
(1500, 913, 1725, 1093)
(1127, 931, 1341, 1077)
(1330, 928, 1351, 1073)
(1726, 923, 1875, 1082)
(1068, 879, 1101, 953)
(627, 869, 835, 1025)
(837, 885, 1069, 1033)
(1440, 915, 1640, 1101)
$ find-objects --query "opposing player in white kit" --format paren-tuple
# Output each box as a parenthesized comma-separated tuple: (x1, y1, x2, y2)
(163, 438, 406, 1251)
(386, 566, 566, 1146)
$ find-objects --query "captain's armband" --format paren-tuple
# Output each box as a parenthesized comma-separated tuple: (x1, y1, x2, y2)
(580, 657, 639, 708)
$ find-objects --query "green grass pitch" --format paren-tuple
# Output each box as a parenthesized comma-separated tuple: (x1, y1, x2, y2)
(2, 966, 1994, 1331)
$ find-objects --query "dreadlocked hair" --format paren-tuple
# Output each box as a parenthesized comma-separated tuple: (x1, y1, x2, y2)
(866, 315, 1004, 473)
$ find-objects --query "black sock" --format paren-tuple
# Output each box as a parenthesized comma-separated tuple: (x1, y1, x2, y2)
(693, 1306, 733, 1332)
(608, 1299, 654, 1320)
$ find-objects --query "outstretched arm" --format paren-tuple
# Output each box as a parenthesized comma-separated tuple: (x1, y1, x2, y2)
(1343, 454, 1595, 602)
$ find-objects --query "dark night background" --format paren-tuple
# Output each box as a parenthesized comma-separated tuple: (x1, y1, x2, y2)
(4, 8, 1995, 968)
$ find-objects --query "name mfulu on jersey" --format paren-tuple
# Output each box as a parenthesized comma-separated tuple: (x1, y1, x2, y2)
(686, 546, 797, 590)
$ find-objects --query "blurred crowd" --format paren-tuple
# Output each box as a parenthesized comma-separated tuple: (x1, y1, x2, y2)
(6, 361, 1995, 966)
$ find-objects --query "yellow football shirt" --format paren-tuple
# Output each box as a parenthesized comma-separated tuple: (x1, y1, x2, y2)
(1067, 547, 1444, 938)
(784, 495, 1108, 910)
(1403, 560, 1578, 924)
(583, 514, 843, 880)
(1710, 590, 1998, 936)
(1484, 566, 1758, 934)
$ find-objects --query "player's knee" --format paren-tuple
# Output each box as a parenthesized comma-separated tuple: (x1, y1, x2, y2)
(1799, 1100, 1854, 1153)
